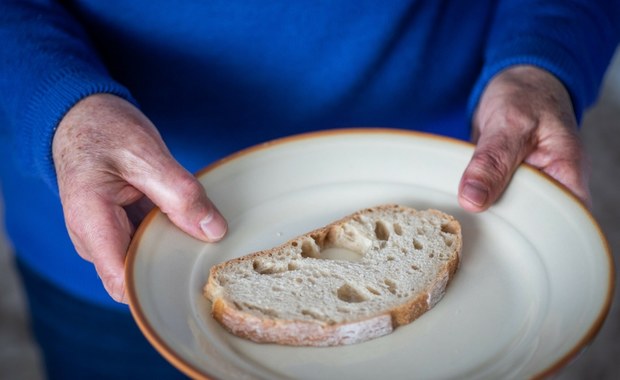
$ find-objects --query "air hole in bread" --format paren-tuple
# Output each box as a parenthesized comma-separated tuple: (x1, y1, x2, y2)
(337, 283, 368, 303)
(253, 260, 287, 275)
(411, 264, 420, 271)
(366, 286, 381, 296)
(413, 238, 423, 250)
(441, 221, 459, 235)
(384, 279, 397, 294)
(300, 238, 321, 259)
(301, 309, 324, 319)
(374, 221, 390, 241)
(320, 247, 363, 262)
(393, 223, 403, 236)
(387, 255, 396, 261)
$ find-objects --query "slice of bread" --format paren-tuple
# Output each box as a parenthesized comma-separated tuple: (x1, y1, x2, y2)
(203, 204, 461, 346)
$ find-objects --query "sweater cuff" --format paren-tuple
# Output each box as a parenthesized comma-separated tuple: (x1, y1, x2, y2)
(467, 35, 589, 124)
(20, 67, 138, 193)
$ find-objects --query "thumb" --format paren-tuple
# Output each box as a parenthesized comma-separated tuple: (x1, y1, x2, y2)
(132, 158, 228, 242)
(458, 129, 533, 212)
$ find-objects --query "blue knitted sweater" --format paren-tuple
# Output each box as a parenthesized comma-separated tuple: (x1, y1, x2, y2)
(1, 0, 618, 308)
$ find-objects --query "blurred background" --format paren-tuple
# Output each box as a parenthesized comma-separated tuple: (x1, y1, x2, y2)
(1, 49, 619, 379)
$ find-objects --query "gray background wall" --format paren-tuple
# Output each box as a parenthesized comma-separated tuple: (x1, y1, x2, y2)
(1, 49, 619, 379)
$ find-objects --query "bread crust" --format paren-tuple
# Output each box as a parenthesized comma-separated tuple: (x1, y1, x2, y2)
(204, 205, 461, 346)
(212, 298, 394, 346)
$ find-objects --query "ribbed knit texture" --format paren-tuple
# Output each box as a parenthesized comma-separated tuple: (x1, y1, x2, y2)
(467, 0, 620, 122)
(22, 68, 136, 192)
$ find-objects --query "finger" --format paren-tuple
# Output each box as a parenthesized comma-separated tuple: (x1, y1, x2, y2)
(525, 131, 592, 208)
(63, 196, 134, 303)
(128, 158, 228, 242)
(458, 128, 534, 212)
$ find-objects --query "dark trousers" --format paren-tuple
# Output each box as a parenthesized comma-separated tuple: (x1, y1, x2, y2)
(15, 258, 187, 380)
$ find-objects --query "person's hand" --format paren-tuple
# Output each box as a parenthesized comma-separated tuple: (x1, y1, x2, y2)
(52, 94, 228, 303)
(458, 65, 591, 212)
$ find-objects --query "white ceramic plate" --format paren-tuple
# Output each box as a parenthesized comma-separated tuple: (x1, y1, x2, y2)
(126, 129, 613, 380)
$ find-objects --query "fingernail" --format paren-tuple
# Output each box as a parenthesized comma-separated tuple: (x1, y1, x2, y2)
(102, 276, 127, 304)
(200, 211, 227, 241)
(462, 182, 488, 207)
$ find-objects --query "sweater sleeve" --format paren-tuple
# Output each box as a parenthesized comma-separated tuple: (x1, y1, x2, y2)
(0, 0, 136, 192)
(468, 0, 620, 123)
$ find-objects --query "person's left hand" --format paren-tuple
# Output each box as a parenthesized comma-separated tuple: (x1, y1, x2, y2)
(458, 65, 591, 212)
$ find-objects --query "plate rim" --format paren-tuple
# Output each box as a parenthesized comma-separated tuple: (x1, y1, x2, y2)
(125, 127, 615, 380)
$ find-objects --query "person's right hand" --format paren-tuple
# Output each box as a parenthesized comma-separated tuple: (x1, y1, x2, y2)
(52, 93, 228, 303)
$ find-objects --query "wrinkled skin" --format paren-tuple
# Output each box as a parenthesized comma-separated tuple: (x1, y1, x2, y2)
(52, 65, 589, 303)
(458, 65, 590, 211)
